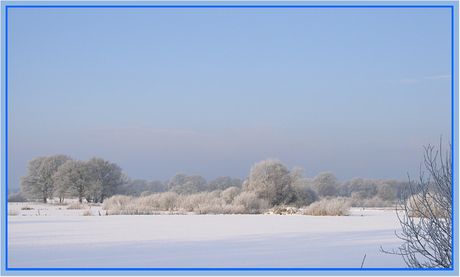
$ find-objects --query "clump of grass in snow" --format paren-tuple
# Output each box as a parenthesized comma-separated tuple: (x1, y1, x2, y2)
(266, 206, 301, 215)
(102, 191, 268, 215)
(303, 198, 350, 216)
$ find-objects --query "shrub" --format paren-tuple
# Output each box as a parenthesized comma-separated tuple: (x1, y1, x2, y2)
(178, 192, 227, 213)
(194, 203, 248, 215)
(82, 210, 93, 216)
(233, 192, 269, 214)
(102, 195, 133, 211)
(221, 187, 241, 204)
(67, 202, 85, 210)
(303, 198, 350, 216)
(137, 194, 162, 211)
(194, 204, 223, 215)
(291, 185, 318, 207)
(103, 191, 267, 215)
(406, 192, 448, 218)
(8, 209, 20, 216)
(210, 190, 223, 198)
(159, 192, 178, 211)
(221, 204, 245, 214)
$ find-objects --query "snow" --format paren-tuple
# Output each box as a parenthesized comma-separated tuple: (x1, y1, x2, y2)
(7, 203, 407, 269)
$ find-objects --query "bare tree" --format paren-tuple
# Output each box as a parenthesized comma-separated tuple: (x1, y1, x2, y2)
(382, 140, 452, 268)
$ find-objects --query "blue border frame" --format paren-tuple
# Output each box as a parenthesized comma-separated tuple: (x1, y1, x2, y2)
(1, 1, 458, 276)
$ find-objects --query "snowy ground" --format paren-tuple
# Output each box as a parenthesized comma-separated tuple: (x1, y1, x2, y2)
(7, 202, 407, 269)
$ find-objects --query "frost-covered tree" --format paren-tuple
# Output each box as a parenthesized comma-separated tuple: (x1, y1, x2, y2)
(311, 171, 339, 197)
(167, 173, 188, 191)
(245, 159, 302, 206)
(167, 173, 207, 195)
(174, 175, 207, 195)
(53, 159, 91, 203)
(292, 178, 318, 207)
(382, 141, 452, 268)
(146, 180, 166, 193)
(221, 187, 241, 204)
(123, 178, 148, 197)
(233, 191, 268, 213)
(338, 177, 364, 197)
(338, 177, 378, 198)
(20, 154, 72, 203)
(85, 157, 125, 202)
(377, 182, 399, 201)
(208, 176, 242, 191)
(7, 192, 27, 202)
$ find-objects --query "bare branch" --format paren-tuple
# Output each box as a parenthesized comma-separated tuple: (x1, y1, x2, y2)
(381, 139, 452, 268)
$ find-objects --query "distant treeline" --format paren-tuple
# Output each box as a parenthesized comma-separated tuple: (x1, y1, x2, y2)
(10, 154, 408, 208)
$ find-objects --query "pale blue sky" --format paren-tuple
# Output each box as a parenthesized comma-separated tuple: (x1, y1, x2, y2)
(7, 5, 452, 187)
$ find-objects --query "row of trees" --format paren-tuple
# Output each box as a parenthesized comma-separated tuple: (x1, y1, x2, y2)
(19, 155, 125, 203)
(243, 159, 407, 207)
(16, 154, 406, 206)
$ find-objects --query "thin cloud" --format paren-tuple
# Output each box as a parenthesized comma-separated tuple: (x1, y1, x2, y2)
(423, 75, 451, 80)
(383, 75, 451, 84)
(400, 78, 419, 83)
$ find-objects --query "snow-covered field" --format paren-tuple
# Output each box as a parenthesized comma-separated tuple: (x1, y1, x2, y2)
(7, 202, 407, 269)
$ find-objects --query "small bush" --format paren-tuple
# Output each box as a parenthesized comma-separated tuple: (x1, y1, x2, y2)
(406, 192, 448, 218)
(233, 192, 269, 214)
(67, 202, 85, 210)
(8, 209, 20, 216)
(159, 192, 178, 211)
(102, 195, 133, 211)
(222, 204, 245, 214)
(193, 203, 248, 215)
(82, 210, 93, 216)
(221, 187, 241, 204)
(303, 198, 350, 216)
